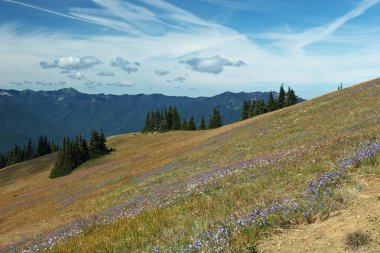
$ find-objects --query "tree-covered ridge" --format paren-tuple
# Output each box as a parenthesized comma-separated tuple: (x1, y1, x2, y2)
(142, 106, 223, 132)
(49, 130, 112, 179)
(0, 135, 58, 170)
(240, 84, 298, 120)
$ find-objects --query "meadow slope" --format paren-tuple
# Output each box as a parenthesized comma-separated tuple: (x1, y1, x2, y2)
(0, 78, 379, 252)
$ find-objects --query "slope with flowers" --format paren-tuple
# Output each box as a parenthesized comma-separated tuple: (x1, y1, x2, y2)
(0, 78, 380, 252)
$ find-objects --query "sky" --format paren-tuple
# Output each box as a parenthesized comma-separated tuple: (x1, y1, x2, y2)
(0, 0, 379, 99)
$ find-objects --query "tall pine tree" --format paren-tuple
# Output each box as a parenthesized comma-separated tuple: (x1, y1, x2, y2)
(187, 116, 196, 131)
(199, 116, 206, 130)
(278, 84, 286, 109)
(286, 87, 298, 106)
(267, 92, 276, 112)
(210, 108, 222, 128)
(0, 152, 6, 169)
(240, 100, 250, 120)
(181, 118, 188, 130)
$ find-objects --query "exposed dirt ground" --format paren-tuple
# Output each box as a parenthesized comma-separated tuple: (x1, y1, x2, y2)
(258, 175, 380, 253)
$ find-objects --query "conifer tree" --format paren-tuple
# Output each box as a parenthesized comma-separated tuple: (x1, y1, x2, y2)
(286, 87, 298, 106)
(199, 116, 206, 130)
(172, 107, 181, 130)
(211, 108, 222, 128)
(50, 136, 89, 178)
(143, 112, 151, 132)
(6, 144, 23, 166)
(152, 110, 158, 131)
(36, 135, 45, 157)
(160, 109, 170, 132)
(278, 84, 286, 109)
(182, 118, 188, 130)
(50, 130, 110, 179)
(249, 100, 256, 117)
(21, 138, 34, 161)
(253, 99, 266, 115)
(187, 116, 196, 131)
(267, 92, 276, 112)
(208, 115, 213, 129)
(240, 100, 250, 120)
(0, 152, 6, 169)
(88, 130, 110, 159)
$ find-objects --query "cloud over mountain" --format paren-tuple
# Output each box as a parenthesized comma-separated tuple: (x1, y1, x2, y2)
(10, 81, 23, 85)
(40, 56, 101, 70)
(110, 57, 139, 74)
(155, 69, 170, 76)
(68, 72, 85, 80)
(106, 81, 135, 88)
(35, 81, 66, 86)
(98, 71, 115, 76)
(182, 55, 245, 74)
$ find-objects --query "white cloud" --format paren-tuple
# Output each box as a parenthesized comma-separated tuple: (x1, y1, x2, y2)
(174, 77, 186, 83)
(106, 81, 135, 88)
(166, 76, 187, 83)
(68, 71, 85, 80)
(183, 55, 245, 74)
(40, 56, 101, 70)
(35, 81, 66, 86)
(10, 81, 23, 85)
(98, 71, 115, 76)
(110, 57, 139, 74)
(155, 69, 170, 76)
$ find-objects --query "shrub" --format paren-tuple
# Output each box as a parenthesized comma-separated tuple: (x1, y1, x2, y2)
(345, 230, 371, 250)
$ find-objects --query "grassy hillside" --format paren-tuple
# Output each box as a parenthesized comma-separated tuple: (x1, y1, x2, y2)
(0, 78, 379, 252)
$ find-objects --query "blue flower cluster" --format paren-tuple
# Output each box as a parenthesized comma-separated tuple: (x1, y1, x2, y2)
(162, 172, 341, 252)
(339, 140, 380, 168)
(154, 138, 380, 252)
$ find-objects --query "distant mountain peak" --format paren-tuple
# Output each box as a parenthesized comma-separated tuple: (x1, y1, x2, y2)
(0, 91, 11, 96)
(59, 87, 79, 94)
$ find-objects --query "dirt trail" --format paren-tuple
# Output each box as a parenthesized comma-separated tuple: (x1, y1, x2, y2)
(258, 176, 380, 253)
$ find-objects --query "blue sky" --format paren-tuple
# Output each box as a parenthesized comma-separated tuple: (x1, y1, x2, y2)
(0, 0, 379, 99)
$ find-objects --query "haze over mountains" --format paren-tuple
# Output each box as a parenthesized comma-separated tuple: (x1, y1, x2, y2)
(0, 88, 291, 152)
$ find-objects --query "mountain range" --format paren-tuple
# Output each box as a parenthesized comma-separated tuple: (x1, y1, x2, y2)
(0, 88, 294, 152)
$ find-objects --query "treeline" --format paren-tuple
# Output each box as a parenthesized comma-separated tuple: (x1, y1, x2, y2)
(241, 85, 298, 120)
(49, 130, 112, 179)
(143, 106, 222, 132)
(0, 135, 58, 169)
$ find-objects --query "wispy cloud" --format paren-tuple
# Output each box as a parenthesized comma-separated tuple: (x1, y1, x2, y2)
(256, 0, 380, 51)
(1, 0, 133, 33)
(198, 0, 263, 12)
